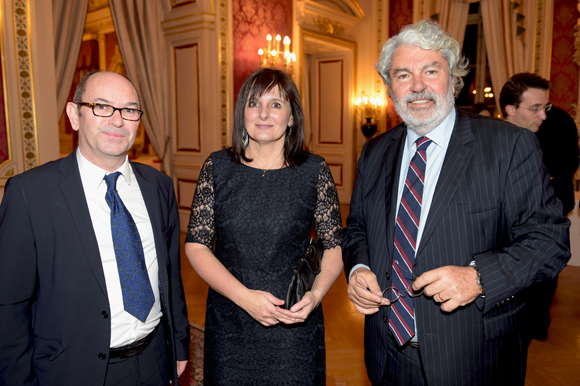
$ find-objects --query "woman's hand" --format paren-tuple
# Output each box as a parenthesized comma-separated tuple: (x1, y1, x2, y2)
(239, 290, 286, 326)
(275, 290, 321, 324)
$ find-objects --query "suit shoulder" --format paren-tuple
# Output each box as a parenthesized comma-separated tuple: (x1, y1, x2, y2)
(131, 162, 173, 187)
(6, 158, 64, 186)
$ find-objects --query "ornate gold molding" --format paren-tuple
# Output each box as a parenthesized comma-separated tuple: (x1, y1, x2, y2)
(532, 0, 546, 74)
(13, 0, 38, 170)
(313, 18, 344, 37)
(218, 0, 229, 149)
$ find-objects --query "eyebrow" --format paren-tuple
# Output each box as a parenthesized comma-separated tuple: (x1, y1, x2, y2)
(93, 98, 139, 108)
(392, 61, 443, 75)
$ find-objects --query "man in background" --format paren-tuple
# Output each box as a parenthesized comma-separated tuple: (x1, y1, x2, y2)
(500, 72, 579, 340)
(0, 70, 189, 385)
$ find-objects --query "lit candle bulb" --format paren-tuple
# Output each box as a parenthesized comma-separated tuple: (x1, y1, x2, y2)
(258, 48, 264, 65)
(267, 34, 272, 53)
(276, 34, 281, 53)
(283, 36, 290, 52)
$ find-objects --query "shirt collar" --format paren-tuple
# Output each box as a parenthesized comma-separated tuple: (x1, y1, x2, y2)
(405, 108, 456, 151)
(76, 148, 132, 191)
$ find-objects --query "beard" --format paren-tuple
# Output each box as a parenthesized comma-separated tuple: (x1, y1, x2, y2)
(392, 82, 456, 136)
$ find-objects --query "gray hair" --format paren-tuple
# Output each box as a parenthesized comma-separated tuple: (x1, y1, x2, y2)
(376, 19, 469, 97)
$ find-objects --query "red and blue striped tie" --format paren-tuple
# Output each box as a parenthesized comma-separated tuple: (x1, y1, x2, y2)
(389, 136, 432, 345)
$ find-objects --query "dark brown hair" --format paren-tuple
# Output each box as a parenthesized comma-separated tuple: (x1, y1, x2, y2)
(499, 72, 550, 116)
(230, 68, 306, 167)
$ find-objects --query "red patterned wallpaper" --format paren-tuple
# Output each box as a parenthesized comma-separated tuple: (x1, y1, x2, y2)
(386, 0, 413, 130)
(550, 0, 579, 116)
(232, 0, 293, 103)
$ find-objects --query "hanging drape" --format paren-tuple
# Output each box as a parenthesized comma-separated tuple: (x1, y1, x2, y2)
(480, 0, 535, 110)
(414, 0, 472, 48)
(109, 0, 173, 175)
(53, 0, 89, 117)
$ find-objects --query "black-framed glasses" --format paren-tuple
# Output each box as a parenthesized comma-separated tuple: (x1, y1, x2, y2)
(354, 261, 424, 304)
(517, 103, 552, 114)
(77, 102, 143, 121)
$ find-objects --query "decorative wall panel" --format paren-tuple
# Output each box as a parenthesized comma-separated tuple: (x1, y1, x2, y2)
(175, 43, 201, 152)
(318, 59, 343, 144)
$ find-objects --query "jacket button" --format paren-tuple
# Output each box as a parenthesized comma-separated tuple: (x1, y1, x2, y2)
(102, 311, 109, 319)
(98, 353, 106, 360)
(383, 315, 388, 323)
(386, 273, 390, 280)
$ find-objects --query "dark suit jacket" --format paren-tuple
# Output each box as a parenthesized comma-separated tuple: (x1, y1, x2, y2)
(0, 151, 189, 385)
(535, 105, 579, 215)
(343, 109, 570, 386)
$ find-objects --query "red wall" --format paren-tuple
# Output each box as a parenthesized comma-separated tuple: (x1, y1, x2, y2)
(550, 0, 579, 116)
(232, 0, 293, 103)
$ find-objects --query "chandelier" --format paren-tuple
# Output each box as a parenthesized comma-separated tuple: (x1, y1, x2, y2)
(258, 34, 296, 74)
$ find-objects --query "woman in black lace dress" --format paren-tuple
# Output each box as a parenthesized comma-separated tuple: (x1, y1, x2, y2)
(185, 68, 343, 385)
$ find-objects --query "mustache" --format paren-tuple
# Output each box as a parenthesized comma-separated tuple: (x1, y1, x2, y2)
(404, 90, 438, 104)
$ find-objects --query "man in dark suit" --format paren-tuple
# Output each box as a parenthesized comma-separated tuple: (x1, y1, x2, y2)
(500, 73, 579, 341)
(342, 20, 570, 386)
(0, 70, 189, 385)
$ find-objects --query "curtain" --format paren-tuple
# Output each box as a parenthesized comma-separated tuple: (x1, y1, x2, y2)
(109, 0, 173, 175)
(480, 0, 535, 110)
(53, 0, 89, 117)
(414, 0, 472, 48)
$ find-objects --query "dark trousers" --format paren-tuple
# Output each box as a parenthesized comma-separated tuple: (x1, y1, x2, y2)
(380, 333, 427, 386)
(104, 324, 170, 386)
(525, 276, 558, 340)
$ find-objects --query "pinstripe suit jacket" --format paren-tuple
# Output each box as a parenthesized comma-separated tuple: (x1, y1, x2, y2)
(342, 109, 570, 386)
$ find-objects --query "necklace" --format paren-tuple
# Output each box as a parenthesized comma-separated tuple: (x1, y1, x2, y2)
(252, 155, 284, 177)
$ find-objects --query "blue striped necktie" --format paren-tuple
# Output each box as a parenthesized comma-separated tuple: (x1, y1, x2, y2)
(104, 172, 154, 322)
(389, 137, 432, 345)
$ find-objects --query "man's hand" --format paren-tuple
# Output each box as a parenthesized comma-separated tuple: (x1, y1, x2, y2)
(412, 265, 482, 312)
(346, 268, 390, 314)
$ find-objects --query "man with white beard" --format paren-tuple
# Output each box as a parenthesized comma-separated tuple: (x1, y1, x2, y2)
(342, 20, 570, 386)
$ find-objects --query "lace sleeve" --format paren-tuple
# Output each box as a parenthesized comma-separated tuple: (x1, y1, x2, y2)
(185, 157, 215, 248)
(313, 160, 343, 249)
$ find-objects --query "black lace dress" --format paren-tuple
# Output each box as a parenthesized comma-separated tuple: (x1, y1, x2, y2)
(186, 149, 342, 385)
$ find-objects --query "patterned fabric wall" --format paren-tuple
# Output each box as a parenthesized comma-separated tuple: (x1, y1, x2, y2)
(550, 0, 579, 116)
(386, 0, 413, 130)
(233, 0, 293, 102)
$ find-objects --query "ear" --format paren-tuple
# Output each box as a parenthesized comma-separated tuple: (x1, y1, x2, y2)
(505, 104, 516, 117)
(386, 86, 392, 98)
(66, 102, 80, 132)
(288, 115, 294, 128)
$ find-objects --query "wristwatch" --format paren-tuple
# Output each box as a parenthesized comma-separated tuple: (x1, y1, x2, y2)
(469, 260, 485, 296)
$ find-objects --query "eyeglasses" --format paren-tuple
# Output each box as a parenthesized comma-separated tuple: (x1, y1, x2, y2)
(77, 102, 143, 121)
(517, 103, 552, 114)
(354, 261, 424, 303)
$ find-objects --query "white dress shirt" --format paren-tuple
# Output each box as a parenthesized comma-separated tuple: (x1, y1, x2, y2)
(77, 149, 162, 348)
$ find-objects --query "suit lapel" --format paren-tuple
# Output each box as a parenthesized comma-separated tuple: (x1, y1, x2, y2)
(58, 152, 108, 296)
(417, 109, 475, 257)
(384, 127, 406, 258)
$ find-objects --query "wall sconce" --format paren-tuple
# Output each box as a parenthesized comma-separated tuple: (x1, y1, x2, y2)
(355, 92, 383, 138)
(472, 86, 494, 99)
(258, 34, 296, 74)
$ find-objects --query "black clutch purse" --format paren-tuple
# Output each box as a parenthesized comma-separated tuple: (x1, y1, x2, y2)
(283, 237, 324, 310)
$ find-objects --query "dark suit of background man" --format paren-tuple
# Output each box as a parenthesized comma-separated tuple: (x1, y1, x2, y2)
(0, 70, 189, 385)
(500, 72, 579, 341)
(342, 20, 570, 386)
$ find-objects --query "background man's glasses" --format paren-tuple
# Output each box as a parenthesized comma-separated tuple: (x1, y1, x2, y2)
(354, 261, 424, 303)
(77, 102, 143, 121)
(518, 103, 552, 114)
